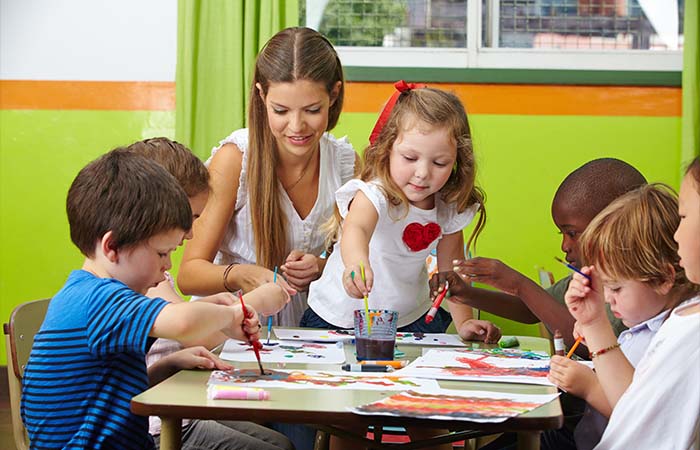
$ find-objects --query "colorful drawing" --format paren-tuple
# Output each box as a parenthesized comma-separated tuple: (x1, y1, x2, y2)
(395, 349, 554, 386)
(393, 332, 467, 347)
(273, 328, 355, 343)
(351, 389, 559, 423)
(219, 339, 346, 364)
(208, 369, 440, 391)
(452, 348, 550, 361)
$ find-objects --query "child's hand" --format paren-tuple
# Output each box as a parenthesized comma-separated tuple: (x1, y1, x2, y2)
(564, 266, 606, 327)
(245, 282, 291, 316)
(342, 262, 373, 299)
(165, 346, 234, 372)
(452, 257, 525, 296)
(457, 319, 502, 344)
(573, 321, 588, 346)
(281, 250, 321, 291)
(198, 292, 237, 306)
(429, 271, 463, 299)
(548, 355, 596, 398)
(222, 304, 262, 342)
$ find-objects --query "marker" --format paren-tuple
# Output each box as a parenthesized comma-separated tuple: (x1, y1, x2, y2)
(425, 280, 449, 324)
(341, 363, 394, 373)
(359, 360, 408, 369)
(208, 386, 270, 400)
(554, 257, 592, 281)
(566, 336, 583, 359)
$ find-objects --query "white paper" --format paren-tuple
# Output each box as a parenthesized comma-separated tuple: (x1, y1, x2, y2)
(208, 369, 441, 391)
(220, 339, 346, 364)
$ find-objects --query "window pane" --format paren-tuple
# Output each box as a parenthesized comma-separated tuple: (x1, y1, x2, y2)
(485, 0, 684, 50)
(303, 0, 468, 48)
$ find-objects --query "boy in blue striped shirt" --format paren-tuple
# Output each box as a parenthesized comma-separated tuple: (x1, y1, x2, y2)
(21, 149, 263, 449)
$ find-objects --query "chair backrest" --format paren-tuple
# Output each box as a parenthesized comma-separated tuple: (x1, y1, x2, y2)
(4, 298, 50, 450)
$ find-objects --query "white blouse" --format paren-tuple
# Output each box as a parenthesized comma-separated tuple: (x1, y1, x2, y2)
(206, 128, 356, 327)
(308, 179, 478, 329)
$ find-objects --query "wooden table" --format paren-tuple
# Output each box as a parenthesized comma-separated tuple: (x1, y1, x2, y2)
(132, 335, 562, 450)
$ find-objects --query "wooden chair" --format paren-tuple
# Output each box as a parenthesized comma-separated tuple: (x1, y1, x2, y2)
(3, 298, 50, 450)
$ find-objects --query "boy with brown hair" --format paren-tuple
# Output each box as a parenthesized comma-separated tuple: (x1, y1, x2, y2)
(21, 149, 262, 449)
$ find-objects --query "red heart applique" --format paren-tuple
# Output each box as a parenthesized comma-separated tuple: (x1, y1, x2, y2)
(402, 222, 442, 252)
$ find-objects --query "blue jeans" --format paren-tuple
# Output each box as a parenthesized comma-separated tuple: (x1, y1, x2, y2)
(299, 307, 452, 333)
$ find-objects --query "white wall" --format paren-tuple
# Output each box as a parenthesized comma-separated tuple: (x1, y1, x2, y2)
(0, 0, 177, 81)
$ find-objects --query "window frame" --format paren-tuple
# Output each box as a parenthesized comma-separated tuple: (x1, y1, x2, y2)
(320, 0, 682, 81)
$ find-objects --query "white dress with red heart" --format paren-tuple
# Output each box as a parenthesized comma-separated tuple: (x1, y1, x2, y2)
(307, 179, 478, 329)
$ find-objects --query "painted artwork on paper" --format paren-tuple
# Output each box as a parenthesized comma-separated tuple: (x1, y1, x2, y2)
(219, 339, 346, 364)
(395, 349, 554, 386)
(208, 369, 440, 391)
(351, 388, 559, 423)
(272, 328, 355, 343)
(393, 332, 467, 347)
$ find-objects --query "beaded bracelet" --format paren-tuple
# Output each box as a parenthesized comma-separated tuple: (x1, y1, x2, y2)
(222, 263, 238, 293)
(589, 343, 620, 359)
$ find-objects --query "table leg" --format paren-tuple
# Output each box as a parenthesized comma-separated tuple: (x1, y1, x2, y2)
(159, 417, 183, 450)
(516, 431, 540, 450)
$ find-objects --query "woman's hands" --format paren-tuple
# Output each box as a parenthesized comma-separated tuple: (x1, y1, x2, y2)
(281, 250, 323, 291)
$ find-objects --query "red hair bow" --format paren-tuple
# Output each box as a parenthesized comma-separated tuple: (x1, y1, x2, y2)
(368, 80, 427, 145)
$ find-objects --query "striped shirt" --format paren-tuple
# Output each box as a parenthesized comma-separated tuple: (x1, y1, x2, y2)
(21, 270, 168, 449)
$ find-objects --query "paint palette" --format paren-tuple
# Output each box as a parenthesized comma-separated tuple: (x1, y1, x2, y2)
(219, 339, 346, 364)
(272, 328, 355, 343)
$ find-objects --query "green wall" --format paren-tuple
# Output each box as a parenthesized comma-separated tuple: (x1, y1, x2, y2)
(0, 109, 681, 364)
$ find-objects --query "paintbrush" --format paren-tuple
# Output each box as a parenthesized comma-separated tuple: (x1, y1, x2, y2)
(359, 262, 371, 334)
(566, 336, 583, 359)
(554, 256, 593, 281)
(266, 266, 277, 345)
(238, 292, 266, 375)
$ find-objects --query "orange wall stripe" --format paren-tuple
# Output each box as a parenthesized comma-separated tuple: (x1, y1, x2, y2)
(345, 82, 681, 117)
(0, 80, 175, 111)
(1, 80, 680, 116)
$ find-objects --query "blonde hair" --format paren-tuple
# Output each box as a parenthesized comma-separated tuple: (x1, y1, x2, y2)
(580, 183, 699, 302)
(360, 87, 485, 251)
(247, 27, 344, 269)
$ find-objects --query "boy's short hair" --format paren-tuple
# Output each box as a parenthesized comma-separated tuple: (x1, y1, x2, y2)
(580, 183, 698, 300)
(554, 158, 647, 221)
(126, 137, 209, 197)
(67, 149, 193, 256)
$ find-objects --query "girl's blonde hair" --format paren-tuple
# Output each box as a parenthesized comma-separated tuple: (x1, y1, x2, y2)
(580, 183, 699, 302)
(361, 87, 485, 252)
(247, 27, 344, 269)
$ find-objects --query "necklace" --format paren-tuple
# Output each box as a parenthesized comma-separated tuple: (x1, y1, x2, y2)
(283, 149, 316, 192)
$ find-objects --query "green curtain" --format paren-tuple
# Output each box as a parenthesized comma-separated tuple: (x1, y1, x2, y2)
(681, 0, 699, 167)
(176, 0, 299, 159)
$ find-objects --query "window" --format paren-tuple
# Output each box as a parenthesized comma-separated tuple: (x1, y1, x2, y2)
(302, 0, 683, 71)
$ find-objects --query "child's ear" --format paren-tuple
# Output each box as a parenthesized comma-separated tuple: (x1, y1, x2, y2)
(329, 81, 342, 106)
(655, 263, 676, 295)
(100, 231, 120, 263)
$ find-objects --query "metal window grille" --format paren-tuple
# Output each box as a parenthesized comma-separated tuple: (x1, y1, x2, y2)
(304, 0, 682, 51)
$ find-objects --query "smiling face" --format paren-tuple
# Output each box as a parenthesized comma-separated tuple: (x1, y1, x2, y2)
(260, 79, 338, 159)
(388, 121, 456, 210)
(114, 228, 186, 294)
(675, 174, 700, 284)
(600, 276, 672, 327)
